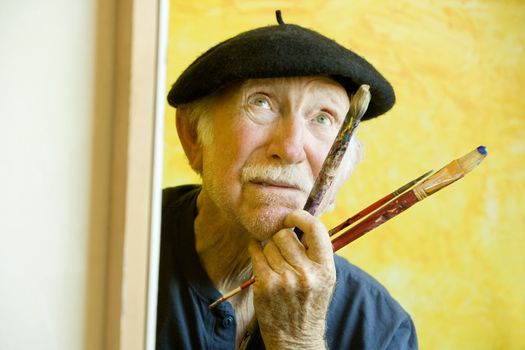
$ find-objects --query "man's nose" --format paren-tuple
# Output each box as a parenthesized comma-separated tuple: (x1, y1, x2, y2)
(266, 113, 307, 164)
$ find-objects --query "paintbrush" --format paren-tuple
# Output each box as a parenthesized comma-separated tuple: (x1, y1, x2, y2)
(331, 146, 487, 251)
(294, 84, 371, 239)
(328, 169, 434, 237)
(209, 85, 371, 309)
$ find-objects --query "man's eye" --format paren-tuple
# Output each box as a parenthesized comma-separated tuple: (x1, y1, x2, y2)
(312, 114, 333, 126)
(248, 95, 271, 109)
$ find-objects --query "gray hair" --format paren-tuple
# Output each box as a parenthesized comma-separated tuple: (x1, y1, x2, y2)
(180, 94, 216, 148)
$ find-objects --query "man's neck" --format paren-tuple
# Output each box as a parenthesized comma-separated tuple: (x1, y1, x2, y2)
(194, 190, 253, 295)
(194, 190, 256, 346)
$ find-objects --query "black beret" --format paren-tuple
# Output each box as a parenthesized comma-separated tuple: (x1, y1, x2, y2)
(167, 11, 395, 120)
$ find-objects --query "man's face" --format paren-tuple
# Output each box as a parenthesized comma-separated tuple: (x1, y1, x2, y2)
(199, 76, 350, 240)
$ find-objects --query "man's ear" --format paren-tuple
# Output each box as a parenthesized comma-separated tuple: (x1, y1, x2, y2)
(176, 108, 203, 173)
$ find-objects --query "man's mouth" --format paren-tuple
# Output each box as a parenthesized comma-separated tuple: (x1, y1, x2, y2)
(249, 179, 301, 191)
(240, 164, 314, 194)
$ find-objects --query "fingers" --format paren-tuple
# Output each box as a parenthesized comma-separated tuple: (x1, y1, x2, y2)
(270, 229, 309, 272)
(248, 239, 272, 277)
(249, 240, 294, 301)
(283, 210, 334, 265)
(249, 236, 303, 277)
(249, 210, 334, 279)
(264, 239, 300, 275)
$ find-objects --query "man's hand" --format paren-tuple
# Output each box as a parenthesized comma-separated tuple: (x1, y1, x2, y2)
(248, 210, 336, 350)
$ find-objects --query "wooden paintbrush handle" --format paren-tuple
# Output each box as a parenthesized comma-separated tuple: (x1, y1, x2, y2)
(331, 190, 419, 251)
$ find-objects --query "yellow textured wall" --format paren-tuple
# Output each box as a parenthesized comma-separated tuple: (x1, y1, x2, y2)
(163, 1, 525, 348)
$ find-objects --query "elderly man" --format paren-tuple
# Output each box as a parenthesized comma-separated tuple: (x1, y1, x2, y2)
(156, 12, 418, 350)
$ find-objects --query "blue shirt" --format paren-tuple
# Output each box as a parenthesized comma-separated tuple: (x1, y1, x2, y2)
(156, 185, 418, 349)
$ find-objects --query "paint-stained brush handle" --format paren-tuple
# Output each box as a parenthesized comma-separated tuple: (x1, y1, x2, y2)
(295, 85, 371, 239)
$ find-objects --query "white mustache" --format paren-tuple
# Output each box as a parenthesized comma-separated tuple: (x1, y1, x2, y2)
(240, 164, 314, 194)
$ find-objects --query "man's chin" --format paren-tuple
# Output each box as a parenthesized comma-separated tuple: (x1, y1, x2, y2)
(240, 205, 296, 241)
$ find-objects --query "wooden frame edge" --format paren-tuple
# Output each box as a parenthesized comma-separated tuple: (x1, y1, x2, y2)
(106, 0, 163, 349)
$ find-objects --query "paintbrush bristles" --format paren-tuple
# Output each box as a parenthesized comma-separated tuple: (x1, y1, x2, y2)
(413, 146, 487, 200)
(348, 85, 371, 122)
(458, 146, 487, 173)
